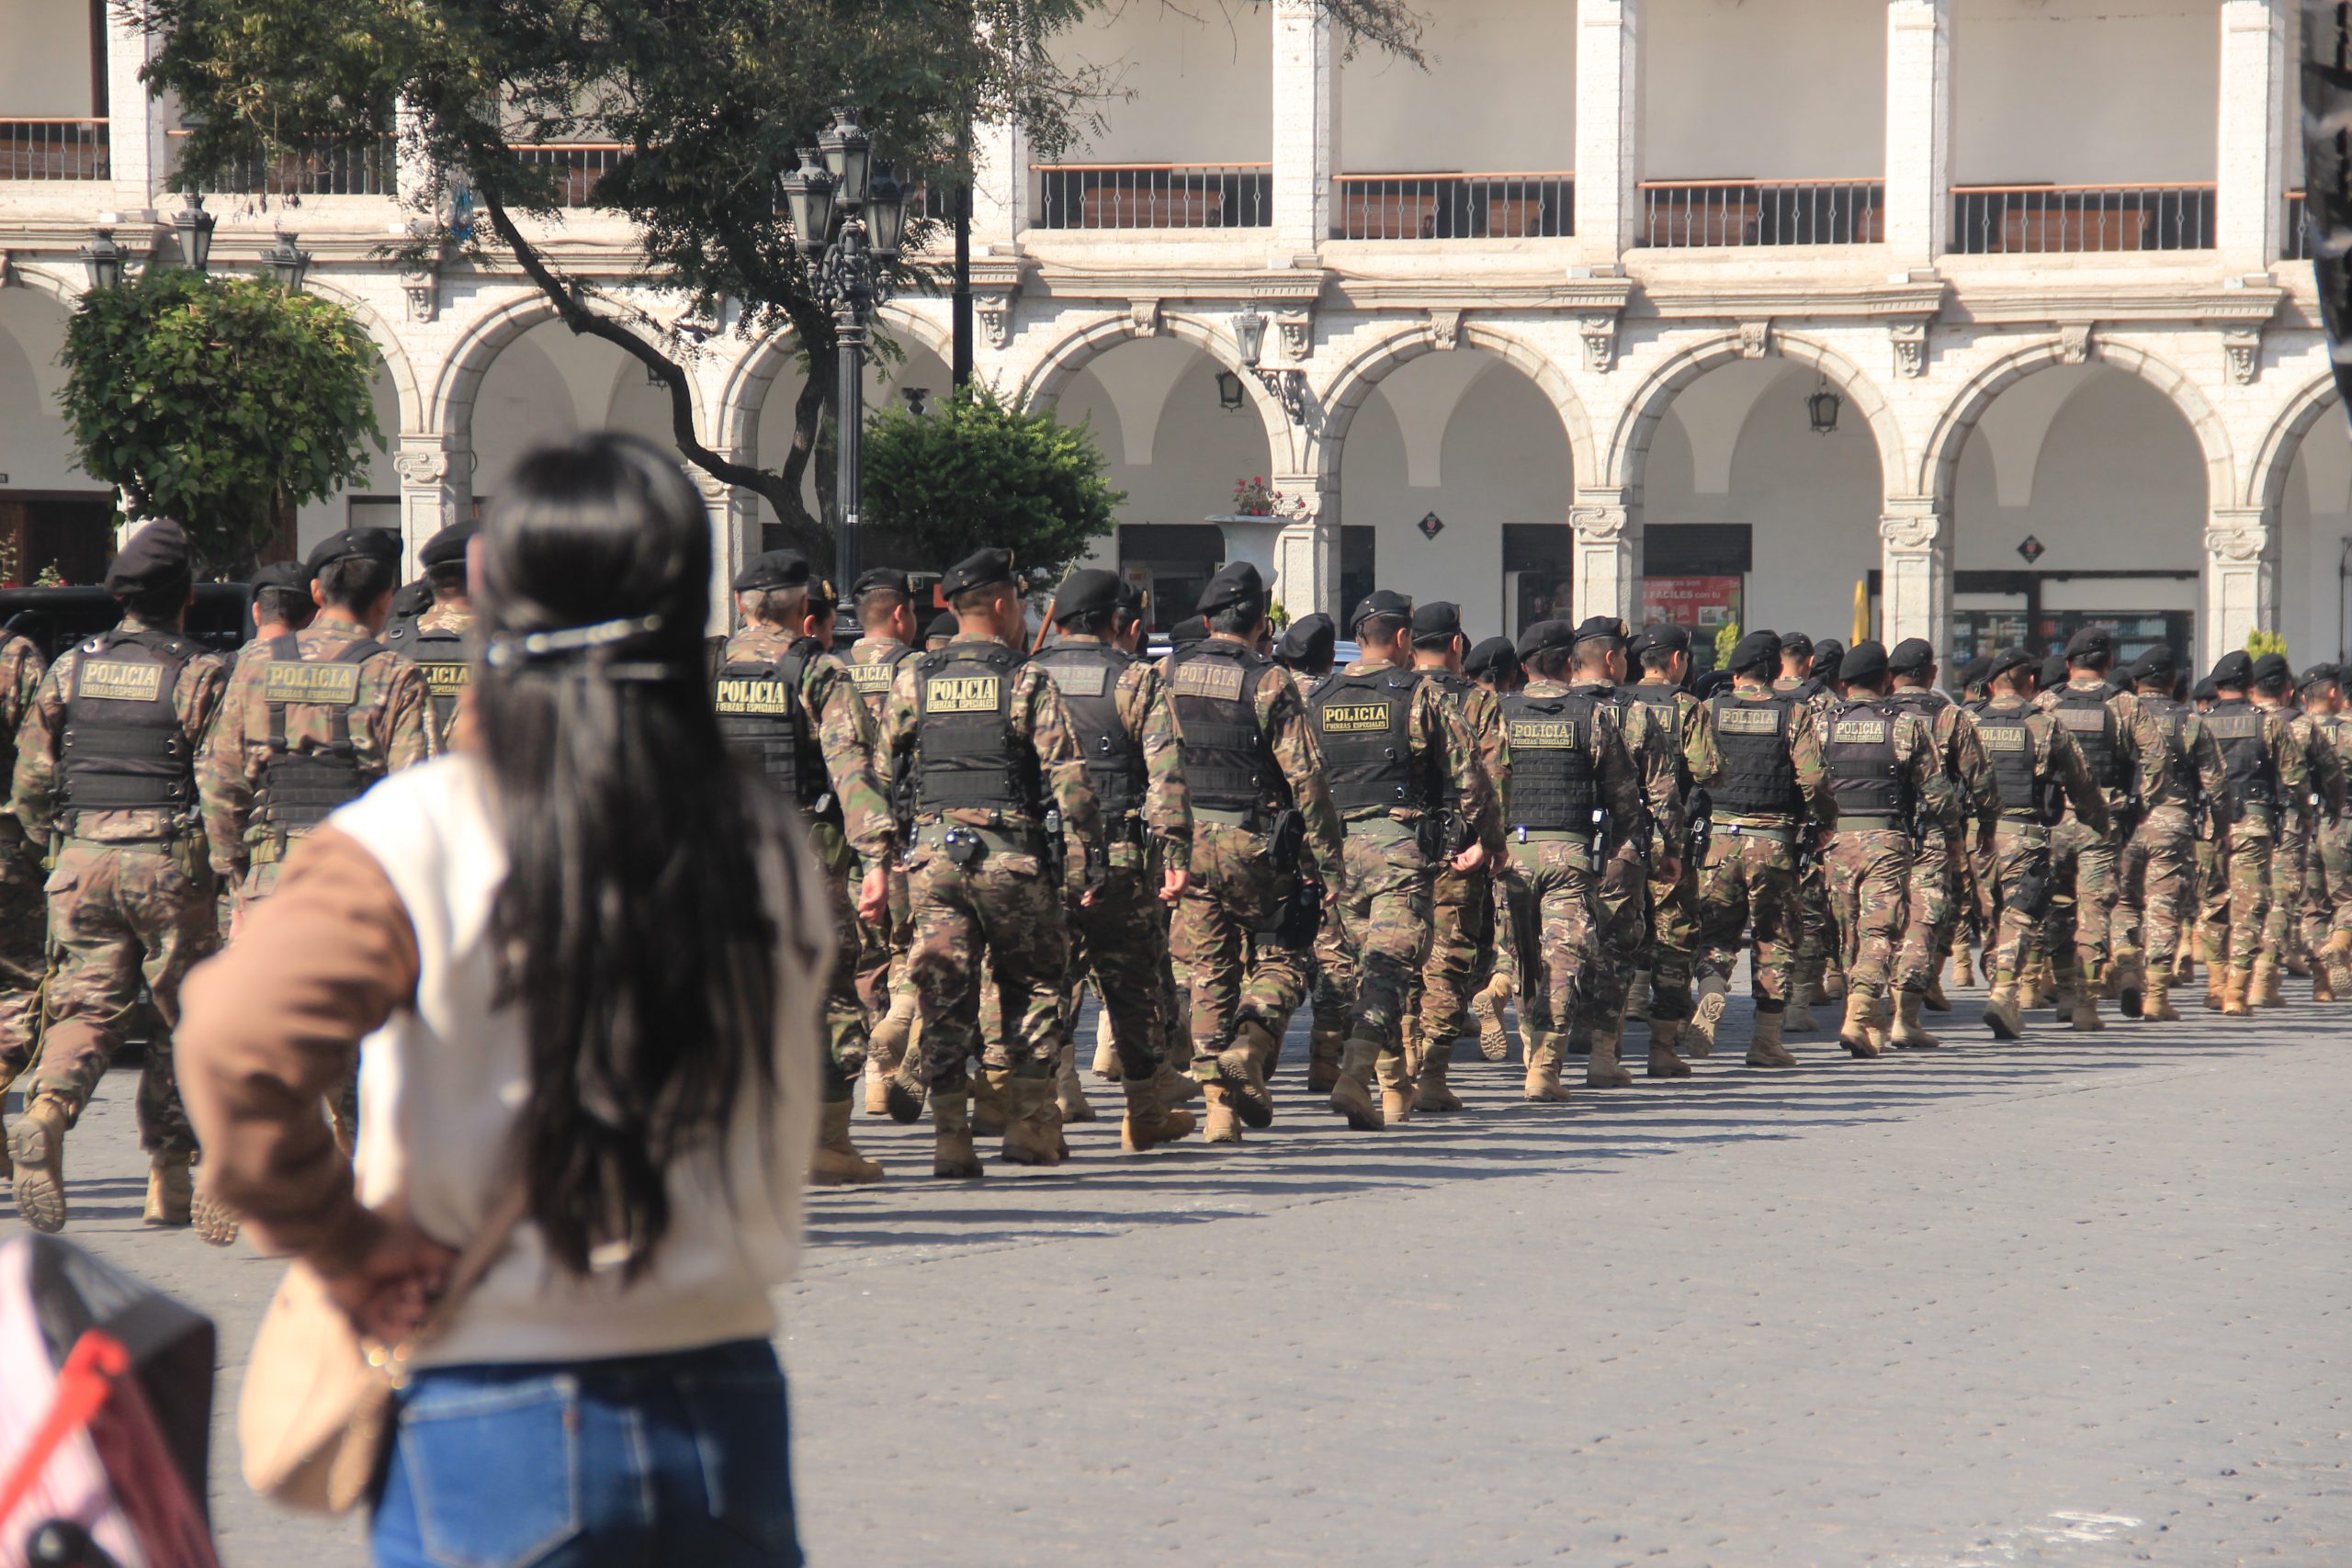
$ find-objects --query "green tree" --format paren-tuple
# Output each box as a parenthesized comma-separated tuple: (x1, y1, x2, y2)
(56, 266, 383, 574)
(129, 0, 1423, 559)
(862, 386, 1122, 588)
(2245, 627, 2289, 660)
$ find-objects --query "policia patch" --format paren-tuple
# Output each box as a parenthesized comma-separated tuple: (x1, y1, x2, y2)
(263, 662, 363, 705)
(1507, 716, 1581, 750)
(78, 660, 164, 704)
(925, 674, 1002, 714)
(1320, 701, 1396, 734)
(714, 676, 796, 716)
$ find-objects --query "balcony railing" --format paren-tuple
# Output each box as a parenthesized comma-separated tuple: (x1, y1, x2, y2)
(1033, 164, 1272, 231)
(512, 143, 625, 209)
(2285, 190, 2312, 261)
(0, 118, 109, 181)
(167, 130, 394, 196)
(1637, 180, 1885, 247)
(1950, 184, 2214, 254)
(1331, 173, 1574, 240)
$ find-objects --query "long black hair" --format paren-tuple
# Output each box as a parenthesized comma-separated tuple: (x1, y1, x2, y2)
(476, 433, 810, 1280)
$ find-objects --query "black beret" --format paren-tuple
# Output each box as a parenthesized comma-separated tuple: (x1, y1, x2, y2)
(2039, 654, 2070, 691)
(1196, 561, 1266, 618)
(2210, 650, 2254, 686)
(1516, 619, 1577, 660)
(1727, 630, 1781, 674)
(2064, 625, 2114, 660)
(249, 559, 311, 594)
(1987, 646, 2034, 682)
(2132, 645, 2178, 681)
(419, 519, 477, 570)
(2301, 661, 2341, 690)
(2192, 676, 2219, 702)
(1463, 635, 1520, 681)
(1692, 669, 1736, 702)
(390, 579, 432, 618)
(1573, 615, 1628, 647)
(941, 547, 1017, 599)
(1839, 638, 1888, 684)
(925, 609, 961, 643)
(733, 549, 812, 592)
(1641, 622, 1691, 655)
(1780, 632, 1815, 661)
(1169, 615, 1210, 646)
(1957, 655, 1992, 689)
(1623, 626, 1654, 662)
(1349, 589, 1413, 631)
(1410, 601, 1463, 645)
(1117, 579, 1148, 616)
(805, 573, 840, 610)
(1888, 637, 1937, 675)
(853, 567, 910, 599)
(1277, 613, 1337, 665)
(2251, 651, 2291, 687)
(106, 522, 193, 596)
(304, 525, 401, 577)
(1808, 640, 1846, 682)
(1052, 567, 1123, 622)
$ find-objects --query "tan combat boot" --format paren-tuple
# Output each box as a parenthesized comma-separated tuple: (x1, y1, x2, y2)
(1217, 1020, 1279, 1129)
(1838, 992, 1884, 1058)
(2070, 987, 2104, 1032)
(1745, 1007, 1799, 1068)
(2204, 961, 2227, 1012)
(1983, 975, 2023, 1040)
(1329, 1039, 1385, 1130)
(1091, 1005, 1123, 1081)
(1890, 990, 1940, 1049)
(811, 1100, 885, 1186)
(1923, 969, 1951, 1013)
(1054, 1046, 1098, 1124)
(1416, 1040, 1465, 1112)
(971, 1063, 1010, 1137)
(1376, 1046, 1416, 1125)
(1820, 965, 1848, 1003)
(1471, 971, 1515, 1062)
(1782, 980, 1819, 1034)
(1120, 1076, 1195, 1153)
(144, 1150, 194, 1227)
(1306, 1027, 1345, 1094)
(1686, 976, 1730, 1057)
(931, 1089, 983, 1180)
(868, 988, 917, 1072)
(1157, 1059, 1201, 1107)
(2111, 947, 2144, 1019)
(883, 1033, 929, 1124)
(2314, 963, 2336, 1003)
(1200, 1081, 1243, 1144)
(1954, 946, 1977, 988)
(2142, 972, 2182, 1021)
(1645, 1018, 1692, 1077)
(8, 1092, 70, 1234)
(2254, 956, 2287, 1008)
(1522, 1032, 1571, 1101)
(862, 1055, 894, 1117)
(999, 1074, 1063, 1167)
(1586, 1011, 1635, 1088)
(2219, 965, 2252, 1017)
(2287, 950, 2312, 978)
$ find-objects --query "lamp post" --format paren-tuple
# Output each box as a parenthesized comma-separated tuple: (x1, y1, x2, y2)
(171, 195, 216, 275)
(263, 230, 311, 292)
(76, 229, 124, 292)
(782, 106, 915, 588)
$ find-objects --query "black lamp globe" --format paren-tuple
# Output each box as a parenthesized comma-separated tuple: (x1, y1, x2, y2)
(77, 228, 124, 292)
(264, 230, 310, 292)
(818, 107, 873, 208)
(780, 154, 836, 256)
(866, 165, 910, 257)
(172, 194, 216, 274)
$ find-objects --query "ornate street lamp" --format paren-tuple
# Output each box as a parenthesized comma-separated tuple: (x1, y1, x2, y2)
(786, 109, 918, 588)
(171, 194, 216, 274)
(77, 228, 124, 292)
(263, 230, 311, 292)
(1233, 304, 1269, 367)
(1806, 377, 1842, 436)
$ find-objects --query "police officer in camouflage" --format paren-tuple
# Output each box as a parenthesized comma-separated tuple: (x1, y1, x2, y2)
(380, 519, 475, 754)
(1031, 567, 1197, 1153)
(0, 611, 48, 1191)
(1625, 623, 1719, 1073)
(715, 549, 898, 1184)
(242, 558, 316, 645)
(1884, 637, 1998, 1049)
(8, 523, 229, 1238)
(844, 567, 925, 1111)
(2248, 651, 2345, 1005)
(875, 547, 1102, 1176)
(2111, 645, 2228, 1021)
(1164, 563, 1341, 1143)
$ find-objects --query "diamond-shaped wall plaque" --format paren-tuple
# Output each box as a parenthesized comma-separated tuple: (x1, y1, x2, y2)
(1418, 512, 1445, 540)
(2017, 535, 2045, 565)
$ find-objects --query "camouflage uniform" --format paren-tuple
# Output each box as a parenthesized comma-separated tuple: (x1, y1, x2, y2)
(2113, 694, 2227, 987)
(1626, 680, 1718, 1029)
(1774, 676, 1843, 1005)
(844, 633, 922, 1043)
(197, 611, 432, 909)
(1407, 670, 1508, 1074)
(2033, 677, 2167, 993)
(875, 632, 1101, 1090)
(13, 617, 229, 1154)
(716, 623, 899, 1102)
(2199, 697, 2310, 983)
(1888, 688, 1997, 995)
(1283, 666, 1352, 1059)
(2318, 716, 2352, 951)
(1690, 684, 1836, 1018)
(0, 637, 51, 1104)
(381, 600, 471, 754)
(1574, 681, 1686, 1052)
(1973, 696, 2108, 993)
(2264, 704, 2346, 965)
(1817, 697, 1957, 1032)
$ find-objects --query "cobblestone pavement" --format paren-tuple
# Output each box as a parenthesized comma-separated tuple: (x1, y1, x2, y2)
(7, 986, 2346, 1566)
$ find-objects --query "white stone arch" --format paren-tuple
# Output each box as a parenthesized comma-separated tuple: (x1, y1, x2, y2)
(714, 301, 955, 461)
(1014, 310, 1300, 473)
(2246, 370, 2349, 516)
(2, 262, 86, 311)
(1312, 319, 1600, 494)
(426, 289, 710, 443)
(1917, 334, 2234, 512)
(1603, 328, 1907, 501)
(300, 277, 424, 440)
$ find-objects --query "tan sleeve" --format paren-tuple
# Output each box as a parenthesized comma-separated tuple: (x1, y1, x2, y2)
(175, 825, 421, 1273)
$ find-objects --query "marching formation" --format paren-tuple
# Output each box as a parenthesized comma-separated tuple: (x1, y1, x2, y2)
(4, 519, 2347, 1224)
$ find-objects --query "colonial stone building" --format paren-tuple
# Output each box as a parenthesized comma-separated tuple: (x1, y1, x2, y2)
(3, 0, 2347, 667)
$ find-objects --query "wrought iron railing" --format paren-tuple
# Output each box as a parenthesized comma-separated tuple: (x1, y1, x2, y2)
(2285, 190, 2312, 261)
(512, 142, 625, 208)
(1950, 184, 2215, 254)
(1032, 164, 1272, 230)
(1330, 173, 1574, 240)
(1637, 179, 1885, 247)
(0, 118, 109, 181)
(167, 129, 394, 196)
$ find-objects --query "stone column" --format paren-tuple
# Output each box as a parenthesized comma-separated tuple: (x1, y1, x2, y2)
(1271, 0, 1337, 257)
(1883, 0, 1952, 269)
(101, 8, 164, 218)
(699, 464, 761, 637)
(1576, 0, 1643, 262)
(391, 435, 472, 581)
(1571, 490, 1638, 623)
(1879, 500, 1951, 660)
(969, 118, 1023, 247)
(1272, 474, 1340, 620)
(2204, 507, 2276, 666)
(2216, 0, 2290, 275)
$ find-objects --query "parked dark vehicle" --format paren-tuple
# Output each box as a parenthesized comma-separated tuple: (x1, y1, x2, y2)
(0, 584, 256, 662)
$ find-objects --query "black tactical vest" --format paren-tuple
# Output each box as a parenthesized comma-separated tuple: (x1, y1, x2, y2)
(713, 638, 835, 818)
(2048, 684, 2124, 792)
(2204, 698, 2276, 811)
(2136, 693, 2193, 794)
(1630, 681, 1690, 794)
(1313, 668, 1430, 815)
(1167, 641, 1277, 813)
(254, 633, 391, 845)
(910, 640, 1038, 820)
(383, 615, 468, 744)
(849, 641, 916, 716)
(1707, 691, 1800, 818)
(1824, 699, 1908, 819)
(1031, 641, 1145, 821)
(1973, 704, 2048, 821)
(1500, 687, 1600, 831)
(59, 628, 198, 825)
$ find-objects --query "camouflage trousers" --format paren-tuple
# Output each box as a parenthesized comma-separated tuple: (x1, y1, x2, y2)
(2114, 807, 2197, 970)
(1326, 818, 1435, 1059)
(0, 856, 45, 1086)
(1691, 828, 1802, 1006)
(1894, 833, 1962, 993)
(1499, 837, 1602, 1039)
(905, 821, 1069, 1090)
(27, 838, 219, 1155)
(2200, 821, 2277, 972)
(2267, 818, 2312, 956)
(2188, 839, 2218, 959)
(1984, 824, 2055, 980)
(1644, 850, 1700, 1022)
(1411, 865, 1493, 1054)
(1170, 821, 1315, 1063)
(1063, 856, 1176, 1080)
(810, 825, 869, 1102)
(2046, 816, 2119, 978)
(856, 861, 915, 1023)
(1582, 845, 1651, 1034)
(1792, 860, 1839, 991)
(2315, 819, 2352, 943)
(1825, 829, 1912, 1001)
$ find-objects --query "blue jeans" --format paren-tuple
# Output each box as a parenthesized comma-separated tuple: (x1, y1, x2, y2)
(370, 1338, 802, 1568)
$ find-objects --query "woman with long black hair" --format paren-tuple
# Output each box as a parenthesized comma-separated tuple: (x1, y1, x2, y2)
(178, 433, 823, 1565)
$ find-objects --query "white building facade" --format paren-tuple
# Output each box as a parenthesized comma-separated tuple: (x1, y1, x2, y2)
(4, 0, 2350, 668)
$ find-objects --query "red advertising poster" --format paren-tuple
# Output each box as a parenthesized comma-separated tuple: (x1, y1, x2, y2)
(1641, 576, 1743, 672)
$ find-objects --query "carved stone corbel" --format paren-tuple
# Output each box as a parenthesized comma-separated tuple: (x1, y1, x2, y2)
(1890, 321, 1928, 380)
(1738, 321, 1771, 359)
(401, 265, 438, 324)
(977, 294, 1012, 349)
(2222, 326, 2261, 387)
(1130, 298, 1164, 337)
(2057, 322, 2094, 366)
(1428, 308, 1463, 351)
(1276, 310, 1313, 363)
(1581, 315, 1619, 374)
